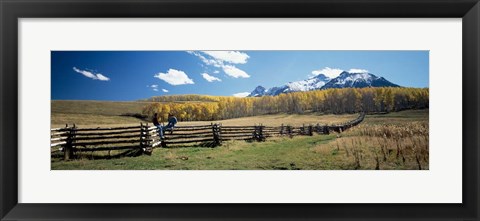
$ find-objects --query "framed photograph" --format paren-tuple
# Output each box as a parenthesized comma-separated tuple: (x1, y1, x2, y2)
(1, 0, 478, 220)
(49, 50, 427, 170)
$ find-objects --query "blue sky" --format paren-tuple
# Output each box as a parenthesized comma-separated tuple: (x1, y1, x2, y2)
(51, 51, 429, 101)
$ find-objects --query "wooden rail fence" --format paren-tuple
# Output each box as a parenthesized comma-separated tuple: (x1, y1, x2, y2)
(51, 113, 365, 160)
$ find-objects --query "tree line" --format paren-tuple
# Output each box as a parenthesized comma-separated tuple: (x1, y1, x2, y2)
(142, 87, 429, 122)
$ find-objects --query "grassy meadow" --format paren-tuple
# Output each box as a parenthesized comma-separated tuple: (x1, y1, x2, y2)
(51, 100, 151, 127)
(51, 100, 428, 170)
(51, 100, 357, 127)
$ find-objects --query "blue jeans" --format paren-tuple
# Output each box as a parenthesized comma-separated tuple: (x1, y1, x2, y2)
(156, 125, 164, 138)
(164, 123, 174, 132)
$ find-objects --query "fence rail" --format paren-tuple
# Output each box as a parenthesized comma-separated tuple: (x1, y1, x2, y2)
(51, 113, 365, 160)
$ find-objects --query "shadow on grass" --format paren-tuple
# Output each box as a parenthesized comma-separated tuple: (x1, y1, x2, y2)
(52, 141, 225, 161)
(162, 141, 221, 148)
(52, 148, 145, 160)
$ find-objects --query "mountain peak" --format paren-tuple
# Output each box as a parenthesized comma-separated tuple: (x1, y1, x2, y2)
(347, 69, 369, 74)
(334, 71, 347, 79)
(254, 85, 266, 90)
(321, 71, 399, 89)
(311, 73, 330, 81)
(248, 85, 267, 97)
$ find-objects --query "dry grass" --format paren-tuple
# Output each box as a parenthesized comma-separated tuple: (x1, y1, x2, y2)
(164, 113, 357, 127)
(51, 100, 152, 128)
(164, 151, 178, 160)
(52, 100, 152, 115)
(52, 112, 358, 128)
(317, 120, 429, 170)
(51, 113, 144, 127)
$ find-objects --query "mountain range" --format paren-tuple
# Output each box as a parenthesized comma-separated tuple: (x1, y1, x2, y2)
(248, 71, 400, 97)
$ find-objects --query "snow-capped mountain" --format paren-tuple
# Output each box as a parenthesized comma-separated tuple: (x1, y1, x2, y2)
(285, 73, 331, 92)
(247, 74, 332, 97)
(248, 86, 267, 97)
(321, 71, 399, 89)
(247, 70, 399, 97)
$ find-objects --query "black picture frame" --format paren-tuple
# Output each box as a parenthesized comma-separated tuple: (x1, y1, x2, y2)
(1, 0, 479, 220)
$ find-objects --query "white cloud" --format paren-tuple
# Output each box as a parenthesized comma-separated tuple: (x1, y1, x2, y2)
(187, 51, 251, 79)
(201, 51, 249, 64)
(348, 68, 369, 73)
(201, 73, 222, 82)
(73, 67, 110, 81)
(73, 67, 96, 79)
(147, 84, 159, 91)
(311, 67, 345, 78)
(154, 69, 194, 85)
(95, 74, 110, 81)
(222, 65, 250, 78)
(233, 92, 250, 97)
(162, 89, 169, 92)
(188, 51, 223, 67)
(213, 70, 220, 74)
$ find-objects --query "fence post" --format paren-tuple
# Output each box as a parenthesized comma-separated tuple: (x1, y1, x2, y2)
(287, 125, 292, 137)
(212, 123, 221, 146)
(143, 123, 153, 155)
(140, 123, 145, 151)
(140, 122, 143, 145)
(64, 124, 75, 160)
(308, 124, 313, 136)
(259, 124, 265, 141)
(211, 123, 214, 145)
(63, 124, 69, 160)
(218, 124, 222, 145)
(323, 126, 330, 135)
(280, 124, 284, 135)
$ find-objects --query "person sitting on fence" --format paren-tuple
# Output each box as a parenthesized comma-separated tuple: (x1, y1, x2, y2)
(164, 113, 178, 134)
(152, 113, 165, 139)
